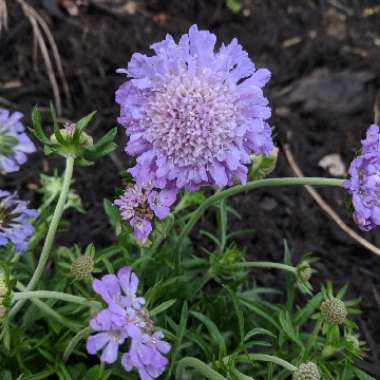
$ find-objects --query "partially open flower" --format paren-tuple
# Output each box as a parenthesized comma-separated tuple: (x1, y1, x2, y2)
(344, 124, 380, 231)
(292, 362, 320, 380)
(116, 24, 273, 192)
(320, 297, 347, 325)
(0, 190, 38, 253)
(114, 184, 176, 242)
(0, 108, 36, 173)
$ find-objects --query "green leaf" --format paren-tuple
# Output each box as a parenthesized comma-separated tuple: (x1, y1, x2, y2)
(190, 311, 226, 356)
(225, 286, 245, 344)
(167, 301, 189, 378)
(23, 368, 56, 380)
(75, 111, 96, 133)
(226, 0, 242, 13)
(295, 292, 323, 326)
(352, 368, 376, 380)
(150, 299, 176, 317)
(278, 310, 303, 349)
(249, 149, 278, 180)
(239, 298, 282, 331)
(31, 106, 50, 144)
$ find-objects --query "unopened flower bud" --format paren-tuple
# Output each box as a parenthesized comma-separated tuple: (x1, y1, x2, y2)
(70, 255, 94, 280)
(320, 298, 347, 325)
(50, 123, 93, 149)
(292, 362, 320, 380)
(299, 263, 312, 282)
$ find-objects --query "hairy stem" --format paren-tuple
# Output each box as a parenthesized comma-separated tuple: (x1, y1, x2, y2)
(9, 154, 75, 318)
(175, 177, 344, 267)
(12, 290, 101, 308)
(222, 353, 297, 372)
(229, 261, 297, 274)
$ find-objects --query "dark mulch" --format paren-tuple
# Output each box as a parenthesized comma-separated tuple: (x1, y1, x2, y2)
(1, 0, 380, 375)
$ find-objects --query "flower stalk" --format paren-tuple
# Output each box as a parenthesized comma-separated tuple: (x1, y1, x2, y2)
(175, 177, 344, 267)
(12, 290, 101, 308)
(9, 154, 75, 318)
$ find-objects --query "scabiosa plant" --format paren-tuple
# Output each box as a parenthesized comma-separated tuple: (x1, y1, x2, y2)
(116, 24, 273, 192)
(87, 267, 171, 379)
(0, 108, 36, 173)
(114, 184, 176, 242)
(344, 124, 380, 231)
(0, 190, 38, 253)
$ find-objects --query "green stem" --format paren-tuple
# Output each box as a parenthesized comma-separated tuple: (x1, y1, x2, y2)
(14, 282, 82, 331)
(223, 354, 297, 372)
(9, 154, 75, 318)
(175, 177, 344, 266)
(229, 262, 297, 274)
(176, 357, 227, 380)
(12, 290, 101, 308)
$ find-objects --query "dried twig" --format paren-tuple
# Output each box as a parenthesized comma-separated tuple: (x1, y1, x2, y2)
(283, 144, 380, 257)
(0, 0, 8, 34)
(374, 90, 380, 125)
(15, 0, 71, 115)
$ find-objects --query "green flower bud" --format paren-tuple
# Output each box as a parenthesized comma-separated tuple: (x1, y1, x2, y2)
(320, 297, 347, 325)
(299, 263, 312, 282)
(70, 255, 94, 280)
(292, 362, 321, 380)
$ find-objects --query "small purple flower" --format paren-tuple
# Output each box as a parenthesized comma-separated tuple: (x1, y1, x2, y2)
(344, 124, 380, 231)
(87, 267, 171, 379)
(0, 108, 36, 173)
(0, 190, 38, 253)
(114, 184, 175, 242)
(93, 267, 145, 309)
(86, 309, 128, 364)
(121, 332, 171, 380)
(116, 24, 273, 192)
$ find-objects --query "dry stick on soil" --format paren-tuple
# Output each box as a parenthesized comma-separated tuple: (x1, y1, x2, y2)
(374, 90, 380, 125)
(283, 144, 380, 258)
(25, 3, 72, 108)
(0, 0, 8, 34)
(15, 0, 67, 115)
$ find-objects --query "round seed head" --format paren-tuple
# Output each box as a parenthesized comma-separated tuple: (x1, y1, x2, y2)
(70, 255, 94, 280)
(320, 298, 347, 325)
(292, 362, 321, 380)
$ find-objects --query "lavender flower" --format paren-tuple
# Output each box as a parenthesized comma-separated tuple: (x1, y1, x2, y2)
(121, 332, 171, 380)
(87, 266, 171, 378)
(86, 309, 128, 364)
(0, 108, 36, 173)
(0, 190, 38, 252)
(344, 124, 380, 231)
(116, 24, 273, 192)
(92, 267, 145, 309)
(114, 184, 176, 242)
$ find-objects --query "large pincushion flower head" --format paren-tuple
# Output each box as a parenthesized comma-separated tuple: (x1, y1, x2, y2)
(116, 25, 273, 192)
(0, 108, 36, 173)
(344, 124, 380, 231)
